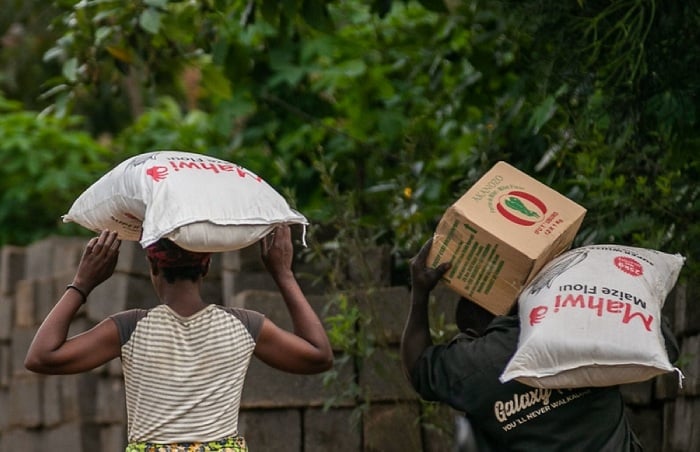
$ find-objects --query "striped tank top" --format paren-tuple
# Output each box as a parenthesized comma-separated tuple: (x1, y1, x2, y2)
(110, 304, 264, 443)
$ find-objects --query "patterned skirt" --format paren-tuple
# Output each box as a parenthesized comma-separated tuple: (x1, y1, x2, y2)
(125, 436, 247, 452)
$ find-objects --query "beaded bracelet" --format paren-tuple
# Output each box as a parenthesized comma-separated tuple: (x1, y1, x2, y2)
(66, 284, 88, 304)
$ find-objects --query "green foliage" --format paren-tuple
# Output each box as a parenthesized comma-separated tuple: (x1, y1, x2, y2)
(501, 0, 700, 274)
(0, 0, 63, 108)
(0, 94, 110, 245)
(112, 96, 232, 158)
(320, 292, 368, 410)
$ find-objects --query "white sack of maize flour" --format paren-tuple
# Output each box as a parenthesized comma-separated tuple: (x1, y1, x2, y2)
(63, 151, 308, 252)
(499, 244, 684, 389)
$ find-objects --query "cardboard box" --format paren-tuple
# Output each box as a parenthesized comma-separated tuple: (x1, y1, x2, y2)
(427, 161, 586, 315)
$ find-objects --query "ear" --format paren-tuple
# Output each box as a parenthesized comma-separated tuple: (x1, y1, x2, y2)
(147, 257, 160, 276)
(201, 257, 211, 277)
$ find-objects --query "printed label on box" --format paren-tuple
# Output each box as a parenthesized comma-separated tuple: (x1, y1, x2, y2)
(431, 220, 505, 297)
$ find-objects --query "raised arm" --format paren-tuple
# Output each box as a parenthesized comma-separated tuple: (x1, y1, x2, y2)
(400, 237, 451, 381)
(24, 230, 123, 374)
(253, 225, 333, 374)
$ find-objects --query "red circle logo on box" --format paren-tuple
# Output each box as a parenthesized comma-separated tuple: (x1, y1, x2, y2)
(614, 256, 644, 276)
(496, 190, 547, 226)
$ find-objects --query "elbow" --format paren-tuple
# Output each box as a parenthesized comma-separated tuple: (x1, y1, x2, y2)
(24, 355, 44, 374)
(319, 354, 334, 372)
(24, 352, 55, 374)
(307, 352, 334, 374)
(309, 353, 334, 374)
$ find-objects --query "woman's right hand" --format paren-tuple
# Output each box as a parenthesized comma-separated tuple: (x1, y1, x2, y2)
(72, 229, 121, 293)
(24, 229, 122, 375)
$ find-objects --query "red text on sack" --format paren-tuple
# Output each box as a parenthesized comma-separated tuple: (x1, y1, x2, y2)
(550, 293, 654, 331)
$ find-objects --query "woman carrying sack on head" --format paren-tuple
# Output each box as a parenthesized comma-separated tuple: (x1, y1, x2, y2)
(25, 226, 333, 452)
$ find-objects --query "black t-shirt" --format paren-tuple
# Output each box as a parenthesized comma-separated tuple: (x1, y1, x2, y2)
(411, 315, 643, 452)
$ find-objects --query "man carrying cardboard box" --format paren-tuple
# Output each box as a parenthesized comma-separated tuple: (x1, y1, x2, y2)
(401, 162, 679, 451)
(401, 237, 680, 451)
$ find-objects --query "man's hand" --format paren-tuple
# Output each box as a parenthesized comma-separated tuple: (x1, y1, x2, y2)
(410, 238, 451, 296)
(401, 237, 451, 382)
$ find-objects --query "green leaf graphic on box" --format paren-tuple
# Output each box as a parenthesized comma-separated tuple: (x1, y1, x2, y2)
(505, 197, 539, 218)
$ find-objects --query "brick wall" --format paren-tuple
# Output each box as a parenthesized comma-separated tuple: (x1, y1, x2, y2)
(0, 236, 697, 451)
